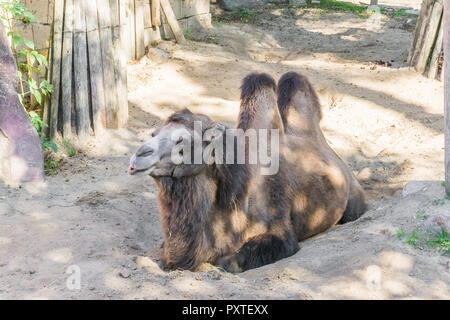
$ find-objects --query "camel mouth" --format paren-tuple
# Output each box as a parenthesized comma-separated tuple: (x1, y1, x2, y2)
(128, 165, 152, 176)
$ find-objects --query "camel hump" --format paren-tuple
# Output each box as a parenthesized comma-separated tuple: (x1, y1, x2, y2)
(238, 73, 278, 130)
(240, 73, 276, 105)
(277, 72, 322, 127)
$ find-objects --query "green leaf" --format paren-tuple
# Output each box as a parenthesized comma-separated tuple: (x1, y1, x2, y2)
(12, 33, 22, 48)
(29, 53, 36, 65)
(32, 90, 42, 104)
(36, 54, 48, 67)
(17, 93, 23, 106)
(18, 50, 27, 59)
(28, 78, 38, 89)
(23, 39, 34, 49)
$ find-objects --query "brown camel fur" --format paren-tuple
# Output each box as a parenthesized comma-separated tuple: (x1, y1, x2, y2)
(128, 72, 366, 272)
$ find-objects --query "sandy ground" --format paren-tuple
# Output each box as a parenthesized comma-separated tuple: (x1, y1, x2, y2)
(0, 7, 449, 299)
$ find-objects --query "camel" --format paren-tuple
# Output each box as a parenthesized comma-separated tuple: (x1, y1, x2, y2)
(128, 72, 366, 272)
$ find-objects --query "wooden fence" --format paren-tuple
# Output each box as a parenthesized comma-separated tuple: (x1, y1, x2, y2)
(44, 0, 210, 140)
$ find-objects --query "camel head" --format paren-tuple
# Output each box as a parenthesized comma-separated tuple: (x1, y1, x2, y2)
(128, 109, 226, 178)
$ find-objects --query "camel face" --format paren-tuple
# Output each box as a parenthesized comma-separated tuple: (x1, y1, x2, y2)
(128, 110, 226, 178)
(128, 122, 195, 177)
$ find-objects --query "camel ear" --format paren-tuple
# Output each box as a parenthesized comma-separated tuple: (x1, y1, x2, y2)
(204, 122, 226, 142)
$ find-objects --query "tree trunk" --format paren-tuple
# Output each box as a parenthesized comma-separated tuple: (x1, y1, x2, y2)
(444, 0, 449, 195)
(0, 22, 44, 185)
(370, 0, 378, 5)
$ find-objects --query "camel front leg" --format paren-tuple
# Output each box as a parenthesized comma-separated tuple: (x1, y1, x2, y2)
(215, 230, 299, 273)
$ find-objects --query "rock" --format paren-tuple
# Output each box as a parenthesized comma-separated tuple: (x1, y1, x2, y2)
(119, 270, 131, 278)
(146, 48, 169, 64)
(289, 0, 306, 5)
(424, 211, 450, 233)
(402, 181, 428, 198)
(219, 0, 266, 11)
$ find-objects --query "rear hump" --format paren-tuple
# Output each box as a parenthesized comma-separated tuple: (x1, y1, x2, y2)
(277, 72, 322, 127)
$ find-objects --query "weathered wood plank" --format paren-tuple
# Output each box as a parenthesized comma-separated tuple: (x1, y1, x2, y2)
(42, 16, 53, 137)
(86, 0, 106, 134)
(111, 0, 128, 128)
(144, 0, 152, 29)
(160, 0, 185, 44)
(427, 23, 443, 79)
(152, 0, 161, 27)
(49, 0, 64, 138)
(97, 0, 119, 128)
(61, 0, 73, 138)
(73, 0, 90, 140)
(415, 1, 443, 74)
(119, 0, 132, 61)
(129, 0, 136, 60)
(135, 0, 145, 58)
(408, 0, 434, 67)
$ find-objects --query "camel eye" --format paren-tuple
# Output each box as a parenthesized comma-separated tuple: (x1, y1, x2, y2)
(141, 150, 153, 157)
(137, 146, 154, 157)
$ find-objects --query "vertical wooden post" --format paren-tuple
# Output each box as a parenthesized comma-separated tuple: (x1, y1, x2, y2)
(444, 0, 450, 195)
(415, 1, 443, 74)
(42, 21, 53, 137)
(86, 0, 106, 134)
(119, 0, 131, 60)
(97, 0, 119, 128)
(61, 0, 73, 139)
(127, 0, 136, 60)
(135, 0, 145, 58)
(151, 0, 161, 27)
(49, 0, 64, 139)
(73, 0, 90, 140)
(427, 25, 443, 79)
(111, 0, 128, 128)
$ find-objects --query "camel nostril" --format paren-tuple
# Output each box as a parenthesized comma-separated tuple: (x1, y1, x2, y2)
(128, 166, 136, 175)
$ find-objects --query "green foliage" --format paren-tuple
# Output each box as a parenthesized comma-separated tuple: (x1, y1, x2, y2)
(44, 159, 61, 176)
(237, 8, 259, 24)
(0, 1, 53, 111)
(396, 228, 406, 239)
(0, 1, 37, 23)
(61, 139, 78, 157)
(432, 198, 446, 206)
(239, 8, 250, 16)
(397, 226, 450, 256)
(28, 111, 57, 153)
(184, 28, 191, 39)
(309, 0, 367, 14)
(1, 1, 57, 167)
(406, 229, 421, 248)
(416, 211, 428, 221)
(426, 228, 450, 256)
